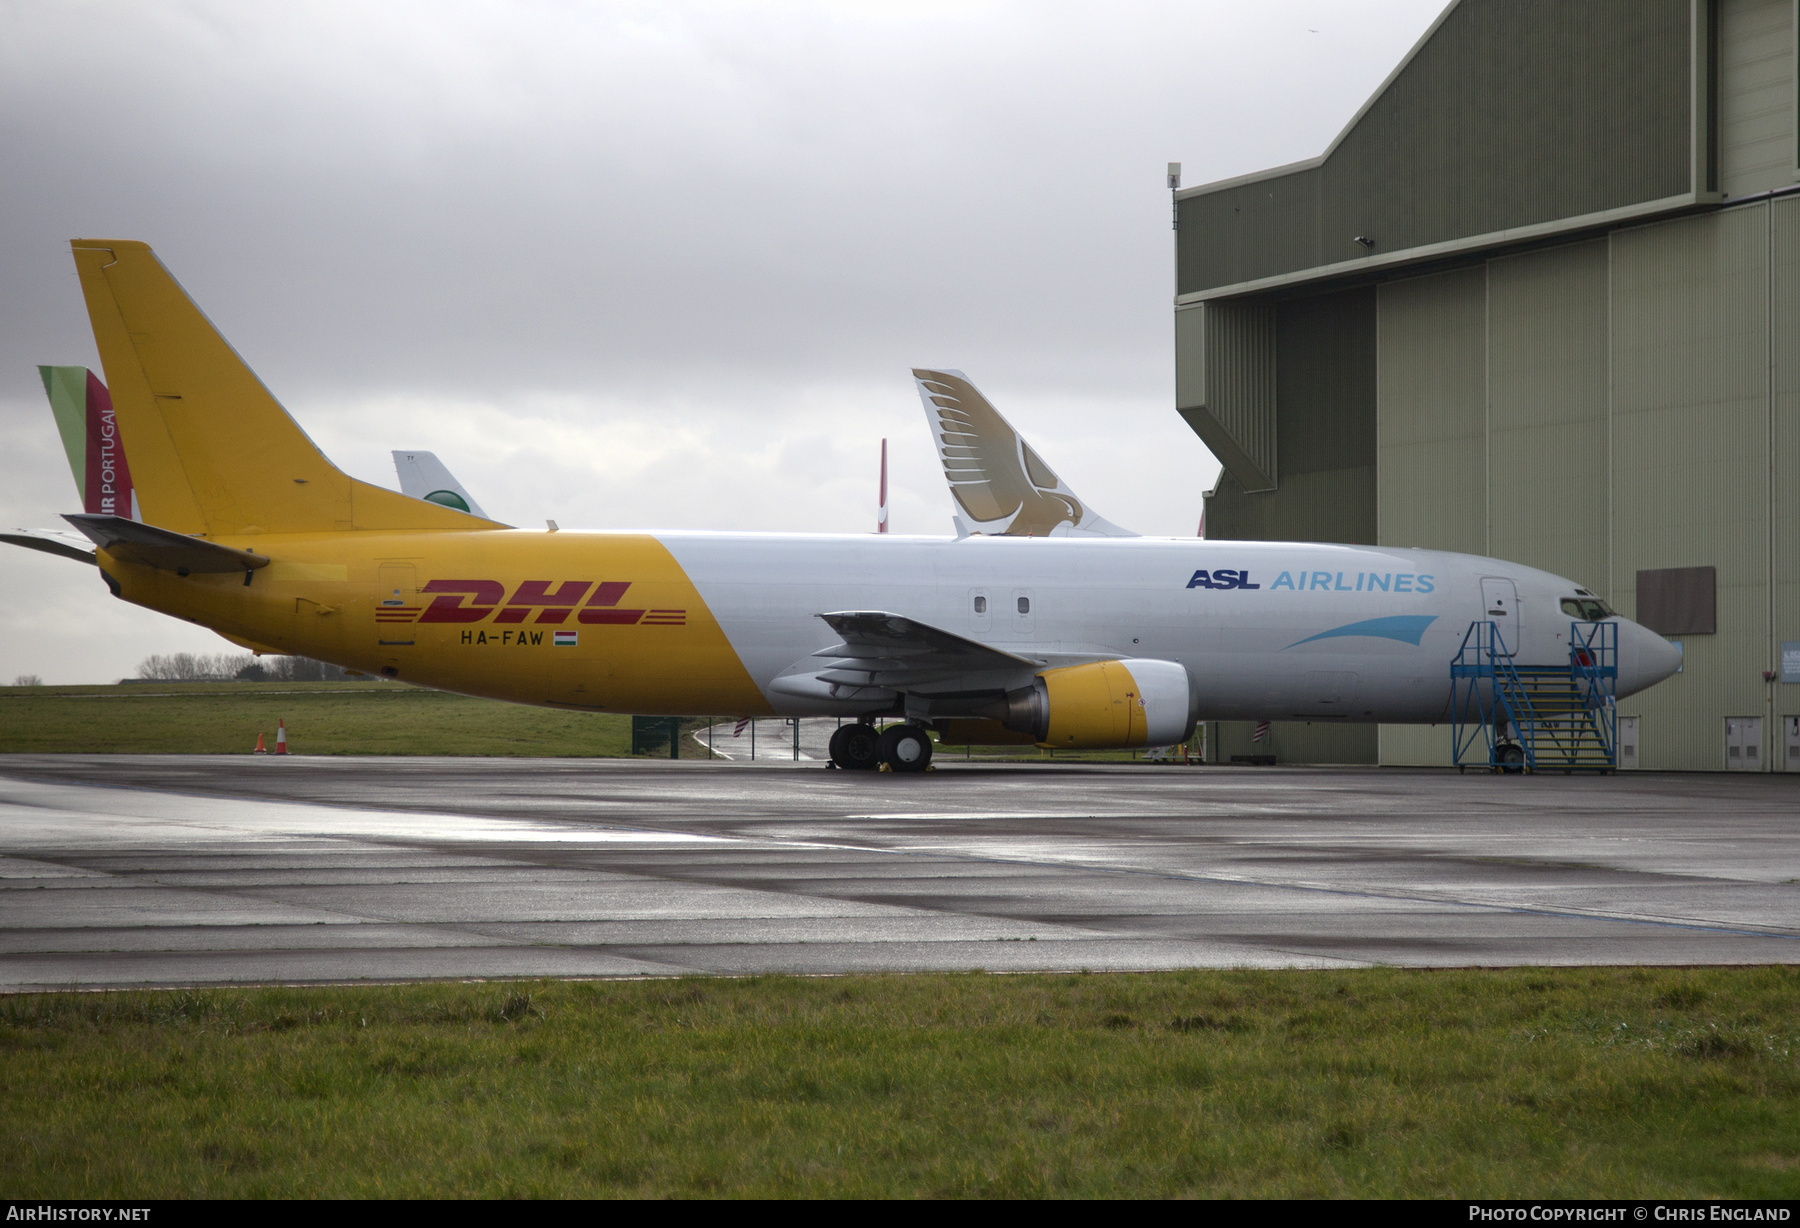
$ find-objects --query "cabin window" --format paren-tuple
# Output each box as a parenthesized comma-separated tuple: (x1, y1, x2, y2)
(1561, 597, 1614, 621)
(1017, 596, 1030, 614)
(973, 596, 986, 614)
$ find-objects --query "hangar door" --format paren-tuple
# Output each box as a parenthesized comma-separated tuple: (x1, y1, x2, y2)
(1479, 578, 1519, 655)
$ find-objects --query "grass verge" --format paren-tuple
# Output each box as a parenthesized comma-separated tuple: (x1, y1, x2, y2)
(0, 682, 642, 756)
(3, 967, 1798, 1197)
(0, 683, 1178, 762)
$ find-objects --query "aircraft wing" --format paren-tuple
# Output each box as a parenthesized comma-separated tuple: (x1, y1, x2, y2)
(1, 528, 98, 565)
(912, 368, 1135, 538)
(63, 514, 270, 575)
(808, 610, 1039, 687)
(392, 451, 490, 519)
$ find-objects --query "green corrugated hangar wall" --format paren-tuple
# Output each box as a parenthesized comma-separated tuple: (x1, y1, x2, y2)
(1176, 0, 1800, 771)
(1371, 201, 1800, 771)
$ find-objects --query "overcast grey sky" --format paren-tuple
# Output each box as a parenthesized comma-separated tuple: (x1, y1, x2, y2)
(0, 0, 1443, 684)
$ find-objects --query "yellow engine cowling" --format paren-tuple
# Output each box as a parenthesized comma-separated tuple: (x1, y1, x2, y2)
(989, 658, 1197, 750)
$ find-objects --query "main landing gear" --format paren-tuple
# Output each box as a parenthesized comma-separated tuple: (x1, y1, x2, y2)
(827, 722, 932, 773)
(827, 722, 881, 771)
(877, 723, 933, 773)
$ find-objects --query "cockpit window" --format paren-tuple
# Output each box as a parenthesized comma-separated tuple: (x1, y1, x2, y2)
(1561, 597, 1614, 621)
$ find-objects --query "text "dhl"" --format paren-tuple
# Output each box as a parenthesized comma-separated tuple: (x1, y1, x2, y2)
(416, 581, 678, 626)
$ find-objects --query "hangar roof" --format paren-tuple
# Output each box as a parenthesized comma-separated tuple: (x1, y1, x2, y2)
(1176, 0, 1705, 301)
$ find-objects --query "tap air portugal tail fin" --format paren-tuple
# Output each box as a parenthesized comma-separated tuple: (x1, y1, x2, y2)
(911, 368, 1134, 538)
(1, 365, 136, 565)
(68, 239, 508, 537)
(392, 451, 489, 519)
(40, 366, 140, 520)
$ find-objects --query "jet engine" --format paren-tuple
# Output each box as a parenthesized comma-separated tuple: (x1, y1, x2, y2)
(984, 658, 1196, 749)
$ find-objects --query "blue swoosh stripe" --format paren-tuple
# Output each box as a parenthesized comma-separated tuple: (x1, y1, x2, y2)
(1285, 614, 1438, 650)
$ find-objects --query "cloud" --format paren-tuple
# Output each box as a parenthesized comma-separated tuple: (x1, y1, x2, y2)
(0, 0, 1444, 682)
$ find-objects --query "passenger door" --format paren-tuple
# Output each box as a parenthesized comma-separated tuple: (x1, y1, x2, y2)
(1479, 577, 1520, 655)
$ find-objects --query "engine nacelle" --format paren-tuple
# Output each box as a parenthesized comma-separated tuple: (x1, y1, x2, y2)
(992, 658, 1196, 749)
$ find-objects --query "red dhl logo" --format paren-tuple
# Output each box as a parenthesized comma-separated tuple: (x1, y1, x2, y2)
(375, 581, 686, 627)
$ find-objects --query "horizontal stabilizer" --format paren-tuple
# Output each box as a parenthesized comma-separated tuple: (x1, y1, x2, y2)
(1, 528, 98, 565)
(63, 513, 270, 575)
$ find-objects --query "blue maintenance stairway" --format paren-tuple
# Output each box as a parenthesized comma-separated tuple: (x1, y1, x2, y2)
(1450, 621, 1618, 772)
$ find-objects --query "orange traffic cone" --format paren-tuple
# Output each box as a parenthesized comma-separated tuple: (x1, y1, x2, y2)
(274, 719, 288, 755)
(253, 732, 267, 754)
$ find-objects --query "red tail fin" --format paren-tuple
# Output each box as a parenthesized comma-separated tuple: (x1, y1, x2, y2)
(82, 371, 137, 519)
(878, 438, 888, 534)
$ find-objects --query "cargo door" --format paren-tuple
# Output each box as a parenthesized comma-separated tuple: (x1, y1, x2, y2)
(375, 562, 420, 664)
(1479, 577, 1520, 656)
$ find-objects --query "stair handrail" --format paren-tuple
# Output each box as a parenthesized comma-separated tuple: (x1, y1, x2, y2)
(1449, 621, 1496, 767)
(1568, 620, 1618, 681)
(1483, 622, 1540, 769)
(1451, 620, 1620, 772)
(1450, 620, 1538, 769)
(1567, 620, 1618, 765)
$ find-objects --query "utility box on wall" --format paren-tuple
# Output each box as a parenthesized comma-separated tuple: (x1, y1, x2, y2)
(1618, 716, 1640, 769)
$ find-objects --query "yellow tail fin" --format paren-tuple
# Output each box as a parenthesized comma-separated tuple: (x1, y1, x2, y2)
(71, 240, 505, 537)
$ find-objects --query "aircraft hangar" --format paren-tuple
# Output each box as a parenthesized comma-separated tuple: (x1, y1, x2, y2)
(1176, 0, 1800, 772)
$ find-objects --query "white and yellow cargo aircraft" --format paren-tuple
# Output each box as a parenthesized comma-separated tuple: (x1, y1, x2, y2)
(10, 240, 1681, 771)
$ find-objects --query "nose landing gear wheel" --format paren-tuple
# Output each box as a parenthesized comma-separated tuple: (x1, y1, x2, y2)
(877, 723, 933, 772)
(1496, 743, 1525, 773)
(828, 723, 881, 771)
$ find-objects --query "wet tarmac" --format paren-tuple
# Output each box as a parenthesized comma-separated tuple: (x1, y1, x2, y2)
(0, 754, 1795, 989)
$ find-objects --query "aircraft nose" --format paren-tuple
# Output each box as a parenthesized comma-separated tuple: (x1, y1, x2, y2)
(1616, 618, 1682, 697)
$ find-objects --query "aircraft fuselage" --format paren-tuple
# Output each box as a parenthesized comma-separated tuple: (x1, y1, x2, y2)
(96, 529, 1681, 726)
